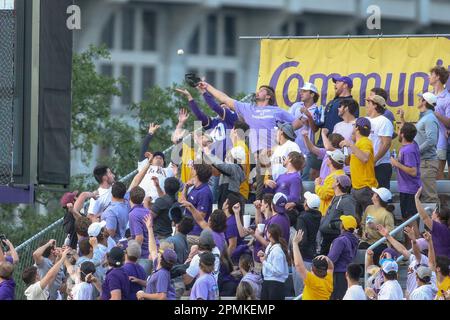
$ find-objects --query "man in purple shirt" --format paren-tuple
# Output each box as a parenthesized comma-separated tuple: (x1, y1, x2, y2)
(428, 66, 450, 179)
(122, 240, 147, 300)
(190, 252, 219, 300)
(128, 186, 152, 275)
(391, 123, 422, 240)
(266, 193, 291, 244)
(182, 164, 213, 245)
(327, 215, 358, 300)
(101, 247, 130, 300)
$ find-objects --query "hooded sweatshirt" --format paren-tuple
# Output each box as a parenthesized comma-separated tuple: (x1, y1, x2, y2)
(327, 231, 359, 273)
(320, 194, 356, 237)
(241, 272, 263, 299)
(296, 209, 322, 262)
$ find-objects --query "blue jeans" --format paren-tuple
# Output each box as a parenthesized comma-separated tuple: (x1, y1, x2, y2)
(209, 175, 220, 204)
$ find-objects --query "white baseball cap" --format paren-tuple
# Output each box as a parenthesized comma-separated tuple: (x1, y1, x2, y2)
(326, 149, 345, 164)
(304, 191, 320, 209)
(230, 146, 246, 163)
(418, 92, 437, 106)
(88, 221, 107, 237)
(381, 260, 398, 273)
(371, 187, 392, 203)
(300, 82, 319, 94)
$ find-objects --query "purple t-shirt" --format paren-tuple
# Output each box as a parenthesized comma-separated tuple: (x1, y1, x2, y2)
(145, 267, 176, 300)
(101, 267, 131, 300)
(265, 213, 290, 244)
(0, 279, 15, 300)
(397, 142, 422, 194)
(212, 231, 227, 253)
(129, 204, 151, 259)
(122, 262, 147, 300)
(234, 101, 295, 152)
(275, 172, 302, 203)
(185, 183, 213, 236)
(189, 273, 218, 300)
(435, 90, 450, 149)
(431, 220, 450, 258)
(225, 215, 244, 246)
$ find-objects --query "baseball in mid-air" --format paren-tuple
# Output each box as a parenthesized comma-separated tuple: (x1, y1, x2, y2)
(177, 49, 184, 55)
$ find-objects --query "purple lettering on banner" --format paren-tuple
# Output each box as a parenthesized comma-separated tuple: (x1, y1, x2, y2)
(309, 73, 341, 106)
(283, 73, 304, 106)
(348, 73, 381, 106)
(408, 72, 429, 106)
(269, 61, 300, 106)
(385, 73, 406, 107)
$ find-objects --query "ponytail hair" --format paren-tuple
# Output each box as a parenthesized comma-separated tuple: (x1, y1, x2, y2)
(379, 198, 395, 213)
(267, 224, 291, 265)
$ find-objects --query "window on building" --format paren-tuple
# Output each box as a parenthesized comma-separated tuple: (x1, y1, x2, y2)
(100, 14, 115, 49)
(224, 15, 236, 56)
(122, 7, 135, 50)
(205, 70, 216, 86)
(295, 22, 304, 36)
(206, 14, 217, 55)
(280, 22, 289, 36)
(100, 64, 113, 77)
(142, 10, 157, 51)
(121, 65, 134, 105)
(141, 66, 155, 99)
(223, 71, 236, 96)
(188, 25, 200, 55)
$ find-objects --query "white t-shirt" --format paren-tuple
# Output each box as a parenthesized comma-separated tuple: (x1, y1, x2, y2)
(343, 285, 366, 300)
(378, 280, 404, 300)
(88, 187, 112, 216)
(24, 282, 49, 300)
(270, 140, 301, 180)
(289, 102, 317, 155)
(333, 121, 355, 141)
(137, 160, 174, 202)
(409, 284, 437, 300)
(71, 282, 95, 300)
(366, 115, 394, 166)
(186, 247, 221, 282)
(406, 254, 438, 295)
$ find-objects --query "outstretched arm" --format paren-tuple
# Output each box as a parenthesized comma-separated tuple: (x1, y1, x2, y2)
(198, 82, 235, 110)
(376, 225, 410, 259)
(139, 123, 160, 161)
(176, 88, 209, 126)
(292, 230, 308, 280)
(128, 154, 152, 191)
(144, 215, 158, 261)
(180, 201, 209, 231)
(414, 187, 433, 230)
(301, 130, 321, 157)
(39, 248, 70, 290)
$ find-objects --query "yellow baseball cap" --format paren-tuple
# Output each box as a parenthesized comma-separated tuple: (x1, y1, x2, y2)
(340, 215, 357, 230)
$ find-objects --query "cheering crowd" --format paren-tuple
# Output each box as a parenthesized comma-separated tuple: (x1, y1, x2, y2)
(1, 66, 450, 301)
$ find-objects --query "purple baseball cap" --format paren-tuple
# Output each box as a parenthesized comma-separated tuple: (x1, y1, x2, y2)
(336, 175, 351, 188)
(332, 76, 353, 88)
(355, 117, 371, 130)
(162, 248, 177, 264)
(381, 247, 400, 260)
(273, 192, 288, 213)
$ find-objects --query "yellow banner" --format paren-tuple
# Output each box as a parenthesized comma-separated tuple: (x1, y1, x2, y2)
(257, 37, 450, 122)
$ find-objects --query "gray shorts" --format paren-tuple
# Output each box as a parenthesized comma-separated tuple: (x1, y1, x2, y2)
(437, 149, 447, 161)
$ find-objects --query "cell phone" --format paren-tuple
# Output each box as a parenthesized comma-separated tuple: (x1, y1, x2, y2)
(0, 235, 9, 252)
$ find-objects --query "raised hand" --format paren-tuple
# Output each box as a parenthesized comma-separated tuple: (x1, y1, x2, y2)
(293, 230, 304, 244)
(415, 187, 422, 200)
(178, 108, 190, 124)
(423, 231, 432, 242)
(232, 203, 241, 216)
(151, 176, 160, 188)
(144, 214, 153, 230)
(253, 200, 262, 210)
(148, 123, 161, 135)
(175, 88, 193, 100)
(403, 226, 416, 241)
(376, 224, 389, 237)
(264, 180, 277, 189)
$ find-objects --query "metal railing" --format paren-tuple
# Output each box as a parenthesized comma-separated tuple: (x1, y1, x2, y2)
(13, 169, 138, 300)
